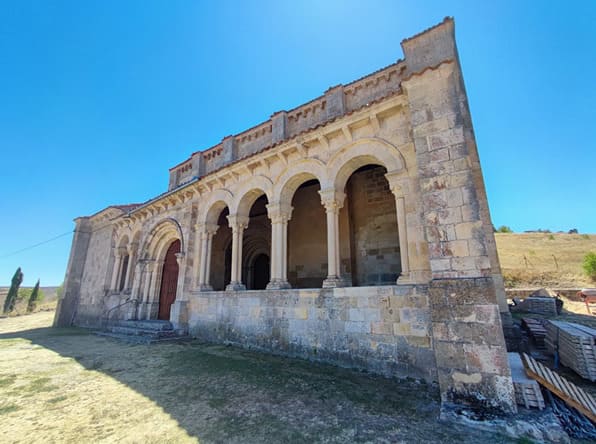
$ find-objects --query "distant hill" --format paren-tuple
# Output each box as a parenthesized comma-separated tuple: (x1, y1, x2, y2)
(495, 233, 596, 288)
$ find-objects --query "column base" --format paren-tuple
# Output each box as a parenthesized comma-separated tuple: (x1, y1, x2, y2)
(266, 280, 292, 290)
(322, 276, 346, 288)
(226, 282, 246, 291)
(396, 270, 431, 285)
(196, 284, 214, 292)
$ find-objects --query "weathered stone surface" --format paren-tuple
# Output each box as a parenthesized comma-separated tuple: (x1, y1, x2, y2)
(56, 18, 515, 414)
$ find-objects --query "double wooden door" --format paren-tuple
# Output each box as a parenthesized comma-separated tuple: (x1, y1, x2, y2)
(158, 240, 180, 320)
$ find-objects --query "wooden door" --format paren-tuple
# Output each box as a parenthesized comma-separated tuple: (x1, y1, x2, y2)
(158, 239, 180, 320)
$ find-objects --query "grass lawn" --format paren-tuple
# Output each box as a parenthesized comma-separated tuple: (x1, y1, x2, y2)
(0, 311, 518, 444)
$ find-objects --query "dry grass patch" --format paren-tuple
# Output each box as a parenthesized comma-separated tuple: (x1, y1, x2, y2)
(495, 233, 596, 288)
(0, 312, 519, 443)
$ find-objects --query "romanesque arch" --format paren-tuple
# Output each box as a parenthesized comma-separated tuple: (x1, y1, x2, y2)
(198, 188, 234, 226)
(273, 158, 329, 205)
(323, 138, 410, 286)
(328, 138, 407, 192)
(133, 218, 185, 320)
(231, 175, 273, 217)
(141, 218, 185, 261)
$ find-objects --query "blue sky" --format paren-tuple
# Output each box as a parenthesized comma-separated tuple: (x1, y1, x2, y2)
(1, 1, 595, 286)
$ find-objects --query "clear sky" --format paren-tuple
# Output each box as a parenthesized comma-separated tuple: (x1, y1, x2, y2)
(1, 1, 595, 286)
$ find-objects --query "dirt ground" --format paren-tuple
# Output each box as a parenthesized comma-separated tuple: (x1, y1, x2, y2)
(0, 311, 522, 444)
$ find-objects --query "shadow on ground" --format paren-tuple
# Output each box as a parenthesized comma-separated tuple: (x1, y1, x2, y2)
(0, 317, 517, 443)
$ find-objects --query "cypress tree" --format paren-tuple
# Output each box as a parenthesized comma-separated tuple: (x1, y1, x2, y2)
(3, 267, 24, 314)
(27, 279, 41, 313)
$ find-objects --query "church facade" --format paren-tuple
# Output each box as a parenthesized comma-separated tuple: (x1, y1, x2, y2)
(55, 18, 517, 414)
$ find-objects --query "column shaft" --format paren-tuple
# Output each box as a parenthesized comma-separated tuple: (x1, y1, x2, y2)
(320, 190, 345, 288)
(110, 253, 122, 291)
(266, 204, 292, 289)
(226, 215, 248, 291)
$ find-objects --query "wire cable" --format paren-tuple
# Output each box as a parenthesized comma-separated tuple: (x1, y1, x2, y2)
(0, 231, 73, 258)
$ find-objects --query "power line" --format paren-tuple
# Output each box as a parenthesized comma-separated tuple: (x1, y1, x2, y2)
(0, 231, 73, 258)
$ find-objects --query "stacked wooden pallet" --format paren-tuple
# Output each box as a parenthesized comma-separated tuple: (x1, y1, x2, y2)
(513, 296, 558, 316)
(546, 321, 596, 382)
(521, 352, 596, 423)
(508, 353, 545, 409)
(521, 317, 548, 350)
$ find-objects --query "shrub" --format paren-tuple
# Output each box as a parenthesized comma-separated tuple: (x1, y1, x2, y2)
(548, 234, 555, 240)
(497, 225, 513, 233)
(583, 252, 596, 281)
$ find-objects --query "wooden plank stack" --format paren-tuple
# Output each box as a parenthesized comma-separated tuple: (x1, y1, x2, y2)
(508, 353, 545, 409)
(512, 296, 558, 316)
(521, 352, 596, 423)
(521, 317, 547, 350)
(546, 321, 596, 382)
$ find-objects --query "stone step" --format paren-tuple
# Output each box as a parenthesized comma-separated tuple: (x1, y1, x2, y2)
(95, 331, 192, 345)
(108, 319, 174, 331)
(107, 325, 178, 337)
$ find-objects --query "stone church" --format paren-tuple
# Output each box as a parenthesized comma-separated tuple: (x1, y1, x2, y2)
(55, 18, 517, 414)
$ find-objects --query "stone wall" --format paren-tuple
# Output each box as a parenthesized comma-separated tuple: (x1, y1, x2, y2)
(57, 18, 517, 415)
(188, 285, 436, 381)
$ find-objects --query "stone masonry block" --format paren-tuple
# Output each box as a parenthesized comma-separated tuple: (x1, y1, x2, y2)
(393, 322, 411, 335)
(454, 221, 482, 240)
(463, 344, 509, 375)
(428, 127, 464, 150)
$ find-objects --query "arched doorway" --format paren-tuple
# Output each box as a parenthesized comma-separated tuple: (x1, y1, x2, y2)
(158, 239, 180, 320)
(251, 253, 270, 290)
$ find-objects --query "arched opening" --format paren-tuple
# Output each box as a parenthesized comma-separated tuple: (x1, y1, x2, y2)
(251, 253, 270, 290)
(287, 179, 327, 288)
(158, 239, 181, 320)
(118, 254, 129, 291)
(210, 207, 232, 291)
(344, 164, 401, 286)
(241, 194, 271, 290)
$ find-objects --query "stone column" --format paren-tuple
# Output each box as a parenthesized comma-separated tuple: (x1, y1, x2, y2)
(319, 189, 345, 288)
(110, 250, 123, 292)
(145, 259, 163, 319)
(123, 242, 137, 291)
(385, 175, 411, 283)
(226, 215, 249, 291)
(196, 223, 219, 291)
(266, 203, 293, 289)
(175, 252, 186, 298)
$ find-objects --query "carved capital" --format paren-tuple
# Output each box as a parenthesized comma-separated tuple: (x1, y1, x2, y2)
(319, 189, 345, 214)
(385, 171, 410, 197)
(196, 223, 219, 239)
(266, 203, 293, 224)
(174, 252, 185, 266)
(126, 242, 138, 256)
(227, 214, 250, 232)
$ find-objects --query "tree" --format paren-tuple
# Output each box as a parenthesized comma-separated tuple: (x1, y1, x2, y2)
(3, 267, 23, 314)
(583, 252, 596, 281)
(56, 282, 64, 300)
(496, 225, 513, 233)
(27, 279, 42, 313)
(568, 228, 578, 234)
